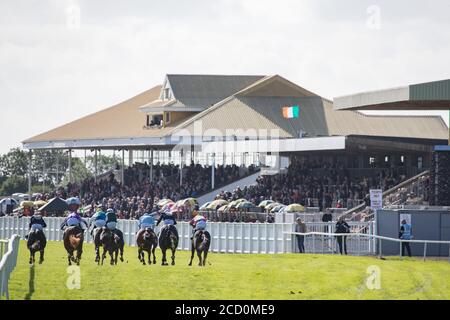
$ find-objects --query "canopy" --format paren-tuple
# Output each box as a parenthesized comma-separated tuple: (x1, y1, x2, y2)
(39, 197, 68, 215)
(285, 204, 306, 213)
(258, 200, 274, 208)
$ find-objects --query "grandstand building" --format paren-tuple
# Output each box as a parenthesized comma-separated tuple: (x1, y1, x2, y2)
(23, 75, 449, 202)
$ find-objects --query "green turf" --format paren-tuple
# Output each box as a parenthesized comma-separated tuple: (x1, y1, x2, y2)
(4, 240, 450, 300)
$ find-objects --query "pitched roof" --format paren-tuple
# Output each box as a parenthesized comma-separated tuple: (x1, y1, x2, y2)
(23, 74, 449, 147)
(23, 85, 180, 143)
(166, 74, 265, 107)
(173, 76, 448, 141)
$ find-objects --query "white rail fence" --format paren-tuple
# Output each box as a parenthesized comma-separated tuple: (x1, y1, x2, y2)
(0, 217, 295, 254)
(0, 234, 20, 300)
(0, 217, 375, 255)
(287, 231, 450, 262)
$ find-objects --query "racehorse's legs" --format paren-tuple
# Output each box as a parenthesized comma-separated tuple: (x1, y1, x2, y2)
(197, 249, 203, 267)
(76, 242, 83, 266)
(101, 247, 107, 266)
(151, 245, 157, 265)
(203, 250, 208, 266)
(138, 248, 145, 265)
(161, 248, 167, 266)
(29, 250, 34, 265)
(147, 249, 151, 265)
(188, 242, 195, 266)
(39, 249, 44, 264)
(67, 249, 73, 266)
(110, 249, 115, 265)
(171, 247, 176, 266)
(119, 243, 124, 262)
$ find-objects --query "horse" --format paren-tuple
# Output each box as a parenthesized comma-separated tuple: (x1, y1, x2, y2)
(136, 228, 158, 265)
(100, 228, 122, 265)
(92, 227, 104, 264)
(158, 225, 179, 266)
(63, 226, 84, 266)
(189, 230, 211, 267)
(27, 229, 46, 265)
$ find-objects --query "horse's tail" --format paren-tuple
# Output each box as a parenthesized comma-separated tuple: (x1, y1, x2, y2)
(199, 232, 209, 251)
(31, 240, 41, 251)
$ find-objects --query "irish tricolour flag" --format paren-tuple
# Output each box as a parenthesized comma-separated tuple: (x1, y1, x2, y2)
(282, 105, 300, 119)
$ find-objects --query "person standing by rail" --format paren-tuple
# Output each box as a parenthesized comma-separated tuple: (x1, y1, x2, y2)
(399, 219, 412, 257)
(335, 216, 350, 255)
(295, 218, 307, 253)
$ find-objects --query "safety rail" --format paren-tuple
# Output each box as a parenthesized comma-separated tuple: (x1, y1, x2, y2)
(0, 234, 20, 300)
(285, 231, 450, 262)
(343, 170, 430, 217)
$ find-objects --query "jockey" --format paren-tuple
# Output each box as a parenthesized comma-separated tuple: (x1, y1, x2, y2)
(29, 211, 47, 232)
(189, 209, 207, 239)
(105, 208, 117, 231)
(105, 208, 124, 245)
(25, 211, 47, 240)
(60, 197, 88, 231)
(90, 207, 106, 235)
(139, 212, 156, 231)
(156, 211, 177, 238)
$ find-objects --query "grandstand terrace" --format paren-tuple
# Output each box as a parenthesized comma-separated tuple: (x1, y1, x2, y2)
(22, 74, 449, 214)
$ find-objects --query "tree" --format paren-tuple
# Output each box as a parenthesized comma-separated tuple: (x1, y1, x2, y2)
(86, 154, 121, 175)
(0, 175, 28, 196)
(32, 150, 69, 186)
(0, 148, 28, 177)
(61, 157, 93, 186)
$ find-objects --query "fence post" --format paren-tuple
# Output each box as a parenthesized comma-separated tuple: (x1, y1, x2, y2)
(312, 234, 316, 254)
(423, 242, 427, 262)
(378, 239, 382, 259)
(400, 241, 403, 259)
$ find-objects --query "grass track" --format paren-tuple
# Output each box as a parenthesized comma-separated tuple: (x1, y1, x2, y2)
(5, 241, 450, 300)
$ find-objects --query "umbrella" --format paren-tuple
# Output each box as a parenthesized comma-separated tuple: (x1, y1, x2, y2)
(265, 202, 281, 211)
(182, 198, 198, 206)
(228, 199, 247, 208)
(217, 205, 229, 213)
(237, 201, 255, 209)
(285, 204, 306, 213)
(157, 199, 174, 207)
(161, 202, 175, 212)
(270, 205, 286, 213)
(20, 201, 34, 208)
(207, 199, 229, 210)
(34, 200, 48, 208)
(199, 202, 211, 210)
(258, 200, 274, 208)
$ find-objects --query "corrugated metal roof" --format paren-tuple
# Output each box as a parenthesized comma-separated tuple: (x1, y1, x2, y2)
(410, 79, 450, 101)
(177, 94, 448, 140)
(167, 74, 265, 104)
(23, 85, 180, 143)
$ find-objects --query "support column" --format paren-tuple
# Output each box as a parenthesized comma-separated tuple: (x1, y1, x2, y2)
(128, 150, 133, 166)
(94, 149, 98, 184)
(68, 149, 72, 183)
(179, 150, 183, 187)
(212, 153, 216, 190)
(28, 150, 32, 196)
(150, 150, 154, 182)
(121, 150, 125, 186)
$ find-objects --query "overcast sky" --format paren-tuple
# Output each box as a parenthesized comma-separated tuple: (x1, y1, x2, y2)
(0, 0, 449, 154)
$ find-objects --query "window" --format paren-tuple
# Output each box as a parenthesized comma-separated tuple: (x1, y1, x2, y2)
(164, 88, 171, 100)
